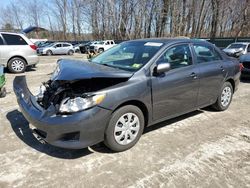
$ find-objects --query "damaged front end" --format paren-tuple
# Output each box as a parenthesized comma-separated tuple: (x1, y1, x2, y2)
(36, 77, 128, 114)
(13, 59, 132, 149)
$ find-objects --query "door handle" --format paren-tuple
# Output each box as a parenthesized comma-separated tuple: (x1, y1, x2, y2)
(220, 66, 225, 72)
(190, 72, 197, 79)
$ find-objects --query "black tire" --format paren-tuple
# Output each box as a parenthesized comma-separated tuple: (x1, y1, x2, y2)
(68, 50, 74, 55)
(212, 82, 233, 111)
(104, 105, 145, 152)
(0, 87, 6, 98)
(46, 50, 53, 56)
(8, 57, 26, 73)
(98, 48, 104, 53)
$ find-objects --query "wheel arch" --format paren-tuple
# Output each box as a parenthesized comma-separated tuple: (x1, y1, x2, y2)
(8, 56, 27, 65)
(225, 78, 235, 93)
(113, 100, 149, 127)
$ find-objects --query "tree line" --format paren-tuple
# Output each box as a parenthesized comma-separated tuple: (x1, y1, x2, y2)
(0, 0, 249, 41)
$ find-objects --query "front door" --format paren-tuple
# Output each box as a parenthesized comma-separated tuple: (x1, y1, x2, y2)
(151, 44, 199, 121)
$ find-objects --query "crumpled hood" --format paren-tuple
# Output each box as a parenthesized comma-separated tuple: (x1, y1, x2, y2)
(223, 48, 243, 54)
(53, 59, 133, 81)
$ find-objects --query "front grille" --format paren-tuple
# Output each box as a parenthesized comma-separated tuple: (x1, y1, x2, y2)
(243, 62, 250, 69)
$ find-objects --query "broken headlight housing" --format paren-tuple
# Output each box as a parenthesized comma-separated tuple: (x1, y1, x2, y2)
(59, 94, 106, 113)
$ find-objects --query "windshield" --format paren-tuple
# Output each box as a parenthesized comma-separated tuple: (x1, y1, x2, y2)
(227, 44, 246, 49)
(90, 41, 163, 72)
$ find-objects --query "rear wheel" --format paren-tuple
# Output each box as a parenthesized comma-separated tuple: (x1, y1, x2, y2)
(212, 82, 233, 111)
(104, 105, 144, 152)
(68, 50, 74, 55)
(8, 57, 26, 73)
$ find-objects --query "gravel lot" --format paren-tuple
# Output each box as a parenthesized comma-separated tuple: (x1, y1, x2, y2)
(0, 54, 250, 188)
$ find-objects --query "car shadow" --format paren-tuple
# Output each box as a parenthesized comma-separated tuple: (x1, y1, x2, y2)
(91, 110, 204, 153)
(4, 67, 37, 74)
(6, 110, 92, 159)
(7, 109, 204, 155)
(240, 78, 250, 83)
(143, 110, 203, 134)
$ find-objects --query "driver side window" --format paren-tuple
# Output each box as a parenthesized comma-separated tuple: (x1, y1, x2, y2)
(157, 44, 193, 69)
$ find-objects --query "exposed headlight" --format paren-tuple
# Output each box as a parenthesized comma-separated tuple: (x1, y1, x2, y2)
(59, 94, 106, 113)
(51, 65, 60, 80)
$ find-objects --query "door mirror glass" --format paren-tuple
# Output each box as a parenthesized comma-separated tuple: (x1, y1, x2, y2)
(156, 63, 171, 74)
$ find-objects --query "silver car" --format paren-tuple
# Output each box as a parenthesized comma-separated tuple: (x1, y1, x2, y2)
(223, 42, 250, 58)
(37, 42, 74, 56)
(0, 32, 39, 73)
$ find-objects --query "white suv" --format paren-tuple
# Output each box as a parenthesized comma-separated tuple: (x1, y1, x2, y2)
(89, 40, 116, 53)
(0, 32, 39, 73)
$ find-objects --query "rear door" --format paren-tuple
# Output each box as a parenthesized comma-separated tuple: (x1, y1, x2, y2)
(151, 43, 200, 121)
(63, 43, 71, 54)
(192, 43, 226, 107)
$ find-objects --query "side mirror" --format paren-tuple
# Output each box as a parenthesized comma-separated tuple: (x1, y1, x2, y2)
(54, 46, 57, 48)
(155, 63, 171, 74)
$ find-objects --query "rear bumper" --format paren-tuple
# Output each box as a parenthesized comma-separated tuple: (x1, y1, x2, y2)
(26, 55, 39, 66)
(13, 76, 112, 149)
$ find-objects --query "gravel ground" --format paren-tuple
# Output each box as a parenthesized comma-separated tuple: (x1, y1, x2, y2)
(0, 54, 250, 188)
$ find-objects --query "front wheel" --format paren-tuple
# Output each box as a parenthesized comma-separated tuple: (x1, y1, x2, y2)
(46, 50, 53, 56)
(104, 105, 144, 152)
(98, 48, 104, 53)
(212, 82, 233, 111)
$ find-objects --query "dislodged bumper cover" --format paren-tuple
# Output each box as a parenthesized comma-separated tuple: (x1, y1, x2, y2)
(13, 76, 112, 149)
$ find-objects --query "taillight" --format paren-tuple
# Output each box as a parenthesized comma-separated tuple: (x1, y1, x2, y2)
(29, 44, 37, 50)
(239, 63, 244, 71)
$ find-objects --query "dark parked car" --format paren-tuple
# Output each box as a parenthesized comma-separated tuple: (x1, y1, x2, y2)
(239, 53, 250, 78)
(79, 41, 98, 54)
(14, 39, 241, 152)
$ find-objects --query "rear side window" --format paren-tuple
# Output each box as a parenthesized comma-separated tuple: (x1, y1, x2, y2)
(63, 44, 70, 47)
(0, 37, 3, 45)
(2, 34, 27, 45)
(193, 44, 222, 63)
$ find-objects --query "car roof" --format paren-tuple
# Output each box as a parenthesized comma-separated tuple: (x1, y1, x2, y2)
(126, 38, 212, 46)
(0, 31, 24, 36)
(230, 42, 250, 45)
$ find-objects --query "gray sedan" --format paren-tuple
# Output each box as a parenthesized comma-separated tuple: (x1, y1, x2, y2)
(14, 39, 241, 152)
(37, 42, 74, 55)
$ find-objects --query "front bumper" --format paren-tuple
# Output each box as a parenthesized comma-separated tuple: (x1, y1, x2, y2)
(13, 76, 112, 149)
